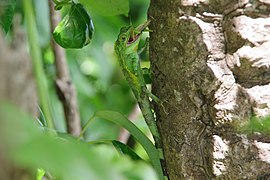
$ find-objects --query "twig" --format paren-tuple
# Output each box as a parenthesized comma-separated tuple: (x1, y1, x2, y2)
(48, 0, 81, 136)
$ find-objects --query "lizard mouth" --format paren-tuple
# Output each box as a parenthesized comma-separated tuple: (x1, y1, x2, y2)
(126, 20, 150, 46)
(127, 34, 140, 45)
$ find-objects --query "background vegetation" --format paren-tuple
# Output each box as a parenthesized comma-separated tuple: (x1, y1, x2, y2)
(0, 0, 159, 179)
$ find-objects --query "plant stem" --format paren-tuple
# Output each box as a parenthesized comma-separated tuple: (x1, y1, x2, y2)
(49, 0, 81, 137)
(78, 114, 95, 139)
(22, 0, 54, 129)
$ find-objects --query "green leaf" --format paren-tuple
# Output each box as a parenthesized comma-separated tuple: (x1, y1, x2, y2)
(80, 0, 129, 16)
(112, 140, 142, 161)
(0, 0, 16, 33)
(53, 2, 94, 48)
(0, 103, 157, 180)
(93, 110, 164, 180)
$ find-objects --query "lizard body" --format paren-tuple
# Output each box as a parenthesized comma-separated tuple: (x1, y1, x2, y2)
(115, 21, 167, 179)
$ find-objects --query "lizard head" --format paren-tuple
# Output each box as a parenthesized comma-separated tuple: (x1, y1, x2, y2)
(115, 20, 150, 53)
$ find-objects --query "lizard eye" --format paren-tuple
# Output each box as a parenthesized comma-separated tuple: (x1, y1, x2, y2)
(121, 36, 126, 41)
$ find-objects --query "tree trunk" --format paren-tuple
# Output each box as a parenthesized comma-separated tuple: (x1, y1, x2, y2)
(149, 1, 270, 179)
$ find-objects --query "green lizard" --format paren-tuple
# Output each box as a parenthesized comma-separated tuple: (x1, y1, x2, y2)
(114, 20, 167, 179)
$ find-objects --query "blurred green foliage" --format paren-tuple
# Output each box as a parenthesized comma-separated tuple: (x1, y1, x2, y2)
(46, 0, 150, 141)
(1, 0, 157, 179)
(0, 103, 158, 180)
(80, 0, 129, 16)
(0, 0, 16, 33)
(22, 0, 152, 140)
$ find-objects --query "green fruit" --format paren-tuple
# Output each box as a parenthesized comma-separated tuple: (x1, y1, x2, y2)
(53, 3, 94, 48)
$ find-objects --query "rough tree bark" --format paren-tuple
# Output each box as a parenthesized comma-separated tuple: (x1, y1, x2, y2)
(149, 0, 270, 179)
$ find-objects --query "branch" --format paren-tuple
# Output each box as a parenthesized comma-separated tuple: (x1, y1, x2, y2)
(48, 0, 81, 136)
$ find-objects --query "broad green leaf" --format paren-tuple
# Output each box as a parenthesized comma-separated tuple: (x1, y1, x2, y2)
(53, 2, 94, 48)
(80, 0, 129, 16)
(93, 110, 164, 180)
(0, 0, 16, 33)
(112, 140, 142, 161)
(0, 103, 157, 180)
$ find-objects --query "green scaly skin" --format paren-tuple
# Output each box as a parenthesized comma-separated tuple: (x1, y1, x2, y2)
(115, 21, 167, 179)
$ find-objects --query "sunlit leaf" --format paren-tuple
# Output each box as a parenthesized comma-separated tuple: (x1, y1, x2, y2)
(53, 2, 94, 48)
